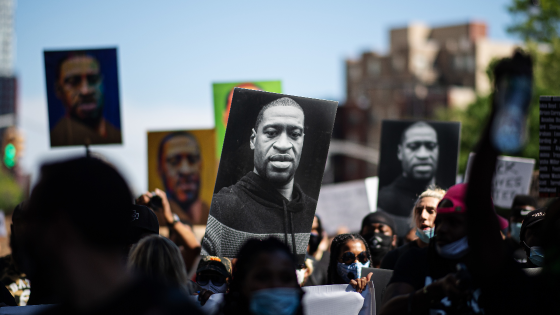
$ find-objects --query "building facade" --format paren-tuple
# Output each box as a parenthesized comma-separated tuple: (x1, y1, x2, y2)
(334, 21, 516, 182)
(0, 0, 16, 144)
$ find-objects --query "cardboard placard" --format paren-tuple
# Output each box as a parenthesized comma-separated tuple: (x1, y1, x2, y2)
(202, 88, 338, 264)
(44, 48, 122, 147)
(464, 153, 535, 208)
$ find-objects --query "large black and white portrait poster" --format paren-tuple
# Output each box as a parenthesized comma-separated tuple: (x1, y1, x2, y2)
(201, 88, 338, 264)
(377, 120, 460, 237)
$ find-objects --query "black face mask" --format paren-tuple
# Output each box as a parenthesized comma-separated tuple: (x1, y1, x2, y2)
(308, 232, 322, 254)
(363, 232, 393, 265)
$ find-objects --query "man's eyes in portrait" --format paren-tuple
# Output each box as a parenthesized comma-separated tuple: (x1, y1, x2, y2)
(289, 128, 303, 140)
(263, 127, 279, 138)
(406, 141, 438, 151)
(166, 154, 200, 166)
(64, 74, 101, 87)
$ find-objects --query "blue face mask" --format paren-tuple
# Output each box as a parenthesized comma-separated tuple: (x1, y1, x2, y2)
(337, 261, 370, 283)
(415, 228, 434, 244)
(528, 245, 545, 267)
(249, 288, 300, 315)
(436, 236, 469, 260)
(510, 222, 522, 243)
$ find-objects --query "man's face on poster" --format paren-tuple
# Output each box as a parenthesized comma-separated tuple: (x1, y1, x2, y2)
(159, 135, 201, 206)
(56, 55, 104, 123)
(251, 106, 305, 186)
(398, 124, 439, 180)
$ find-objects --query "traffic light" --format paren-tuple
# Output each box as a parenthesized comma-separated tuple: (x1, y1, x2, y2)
(3, 143, 15, 168)
(1, 127, 24, 171)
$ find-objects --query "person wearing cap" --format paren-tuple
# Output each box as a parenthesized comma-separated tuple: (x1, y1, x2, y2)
(196, 256, 232, 295)
(359, 212, 397, 268)
(128, 205, 160, 250)
(506, 195, 537, 263)
(380, 183, 508, 315)
(518, 208, 546, 269)
(380, 187, 445, 270)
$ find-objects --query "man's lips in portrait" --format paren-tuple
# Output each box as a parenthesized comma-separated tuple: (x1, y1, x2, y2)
(176, 176, 199, 192)
(412, 163, 434, 173)
(268, 154, 294, 169)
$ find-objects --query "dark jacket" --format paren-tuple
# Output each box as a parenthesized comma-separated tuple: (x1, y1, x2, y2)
(201, 171, 317, 264)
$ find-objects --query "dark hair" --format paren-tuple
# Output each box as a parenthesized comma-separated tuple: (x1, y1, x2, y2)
(55, 51, 99, 81)
(327, 233, 372, 285)
(27, 156, 133, 250)
(254, 97, 304, 130)
(157, 131, 200, 169)
(400, 121, 437, 145)
(314, 214, 323, 236)
(223, 237, 303, 315)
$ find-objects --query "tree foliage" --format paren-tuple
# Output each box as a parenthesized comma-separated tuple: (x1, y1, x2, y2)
(0, 169, 23, 214)
(507, 0, 560, 43)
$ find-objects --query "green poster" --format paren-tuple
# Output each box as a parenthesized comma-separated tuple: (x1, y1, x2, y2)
(213, 81, 282, 158)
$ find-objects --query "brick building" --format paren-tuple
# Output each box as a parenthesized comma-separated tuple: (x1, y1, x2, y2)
(334, 21, 516, 182)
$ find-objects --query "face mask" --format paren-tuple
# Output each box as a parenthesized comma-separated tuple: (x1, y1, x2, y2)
(528, 245, 545, 267)
(436, 236, 469, 259)
(337, 261, 370, 283)
(308, 232, 322, 254)
(249, 287, 300, 315)
(363, 232, 392, 264)
(200, 280, 228, 294)
(510, 222, 522, 243)
(415, 228, 434, 244)
(295, 269, 306, 286)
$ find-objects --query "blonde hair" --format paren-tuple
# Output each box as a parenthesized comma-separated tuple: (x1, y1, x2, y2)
(409, 186, 446, 229)
(128, 235, 189, 293)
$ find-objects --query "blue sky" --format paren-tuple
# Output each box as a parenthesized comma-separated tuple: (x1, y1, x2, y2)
(15, 0, 519, 192)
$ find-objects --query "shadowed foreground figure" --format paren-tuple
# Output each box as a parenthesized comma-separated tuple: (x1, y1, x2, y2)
(21, 156, 203, 315)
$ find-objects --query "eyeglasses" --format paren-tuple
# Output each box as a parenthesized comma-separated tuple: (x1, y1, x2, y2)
(196, 274, 226, 286)
(341, 251, 369, 265)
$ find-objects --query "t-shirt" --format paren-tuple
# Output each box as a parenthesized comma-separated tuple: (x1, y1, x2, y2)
(380, 241, 420, 270)
(0, 254, 31, 306)
(389, 245, 484, 314)
(37, 278, 204, 315)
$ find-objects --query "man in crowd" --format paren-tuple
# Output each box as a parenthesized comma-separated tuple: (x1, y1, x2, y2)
(519, 208, 546, 269)
(158, 131, 209, 224)
(127, 204, 159, 251)
(21, 157, 203, 314)
(507, 195, 537, 263)
(359, 212, 397, 268)
(377, 122, 439, 238)
(202, 97, 316, 265)
(380, 184, 508, 315)
(50, 52, 121, 146)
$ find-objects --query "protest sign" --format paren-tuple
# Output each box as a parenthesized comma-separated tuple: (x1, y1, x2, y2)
(464, 153, 535, 208)
(377, 120, 460, 237)
(315, 177, 378, 235)
(539, 96, 560, 197)
(212, 81, 282, 158)
(147, 129, 216, 225)
(44, 48, 122, 147)
(202, 88, 338, 264)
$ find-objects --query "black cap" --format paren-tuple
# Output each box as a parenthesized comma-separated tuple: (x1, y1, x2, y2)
(197, 256, 232, 278)
(520, 208, 546, 243)
(361, 210, 396, 235)
(129, 205, 159, 244)
(511, 195, 538, 218)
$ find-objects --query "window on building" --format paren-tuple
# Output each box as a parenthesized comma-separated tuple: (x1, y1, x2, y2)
(367, 59, 381, 77)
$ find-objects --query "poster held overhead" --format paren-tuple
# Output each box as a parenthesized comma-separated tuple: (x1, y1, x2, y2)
(377, 120, 460, 237)
(202, 88, 338, 264)
(44, 48, 122, 147)
(464, 153, 535, 208)
(212, 81, 282, 159)
(147, 129, 217, 225)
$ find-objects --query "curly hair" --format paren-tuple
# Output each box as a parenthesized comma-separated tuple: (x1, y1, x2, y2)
(327, 233, 372, 285)
(223, 237, 304, 315)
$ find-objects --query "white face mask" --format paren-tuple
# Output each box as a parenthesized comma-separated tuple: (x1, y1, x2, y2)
(200, 281, 227, 294)
(436, 236, 469, 259)
(295, 269, 306, 286)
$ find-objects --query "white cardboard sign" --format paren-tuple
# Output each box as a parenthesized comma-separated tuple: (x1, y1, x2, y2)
(464, 153, 535, 208)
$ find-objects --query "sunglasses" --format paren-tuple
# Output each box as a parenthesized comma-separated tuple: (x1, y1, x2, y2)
(196, 274, 226, 287)
(341, 251, 369, 265)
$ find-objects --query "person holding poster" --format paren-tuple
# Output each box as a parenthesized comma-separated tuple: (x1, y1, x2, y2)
(377, 120, 460, 238)
(202, 89, 337, 265)
(44, 48, 122, 147)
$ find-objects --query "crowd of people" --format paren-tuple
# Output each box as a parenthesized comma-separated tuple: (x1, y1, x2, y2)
(0, 51, 557, 315)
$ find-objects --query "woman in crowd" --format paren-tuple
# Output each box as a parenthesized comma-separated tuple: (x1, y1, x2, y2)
(222, 237, 304, 315)
(127, 234, 192, 295)
(380, 187, 445, 270)
(326, 233, 373, 293)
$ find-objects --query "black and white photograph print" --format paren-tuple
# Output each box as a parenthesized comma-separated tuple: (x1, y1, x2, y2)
(201, 88, 338, 264)
(377, 120, 460, 237)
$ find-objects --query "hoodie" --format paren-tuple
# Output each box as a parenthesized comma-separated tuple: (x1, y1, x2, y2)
(201, 171, 317, 264)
